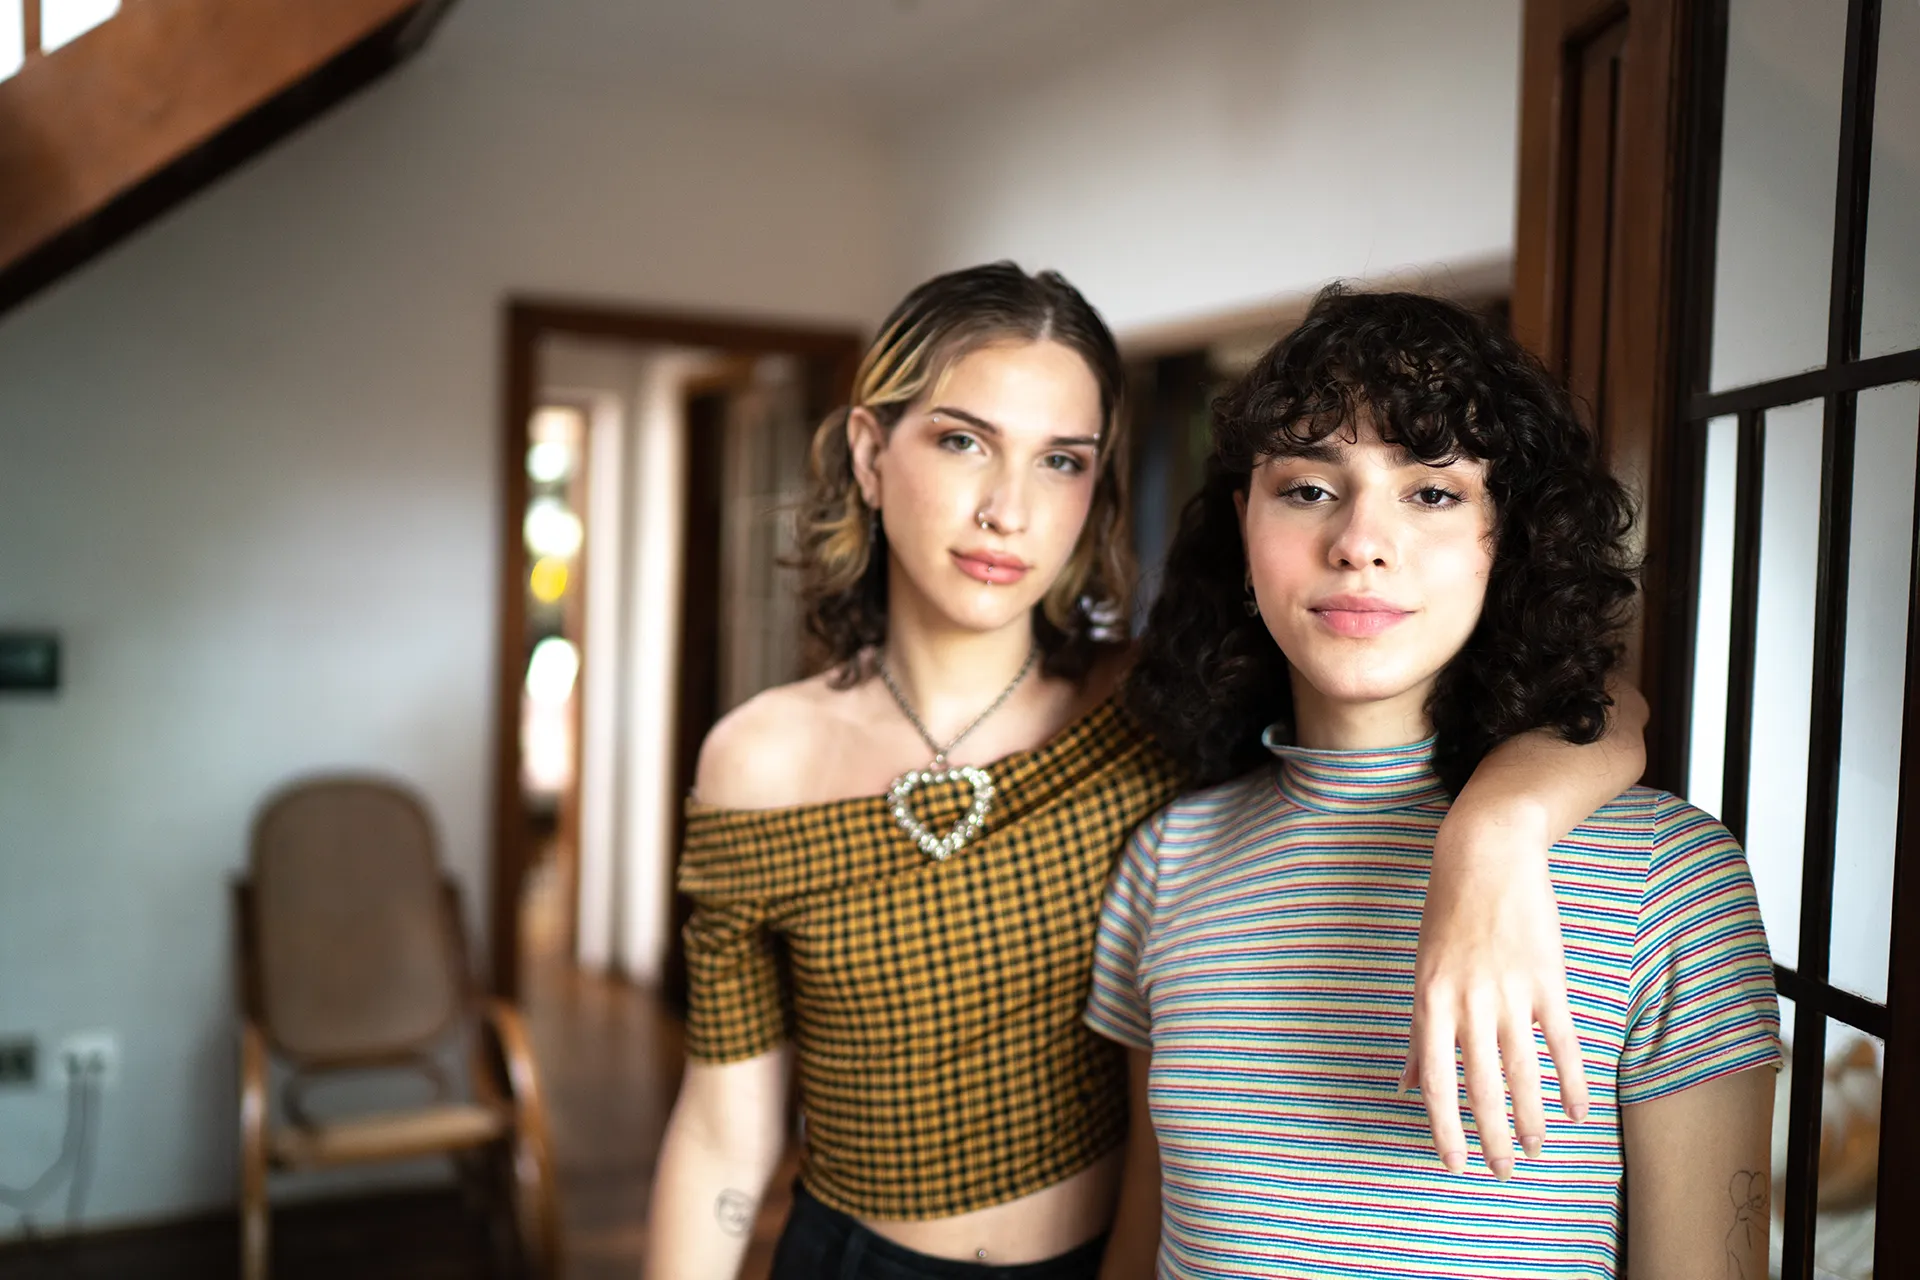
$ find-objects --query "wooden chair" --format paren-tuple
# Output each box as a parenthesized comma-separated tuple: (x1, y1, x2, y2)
(233, 776, 560, 1279)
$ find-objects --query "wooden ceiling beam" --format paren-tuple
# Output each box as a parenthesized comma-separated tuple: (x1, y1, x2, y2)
(0, 0, 429, 290)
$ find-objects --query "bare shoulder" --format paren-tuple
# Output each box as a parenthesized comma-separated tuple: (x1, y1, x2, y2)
(693, 674, 860, 810)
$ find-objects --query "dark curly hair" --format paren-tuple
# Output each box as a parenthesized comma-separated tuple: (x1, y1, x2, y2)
(1127, 285, 1638, 793)
(795, 261, 1133, 684)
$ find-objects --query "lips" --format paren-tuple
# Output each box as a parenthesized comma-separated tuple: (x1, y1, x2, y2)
(1310, 594, 1412, 638)
(952, 548, 1031, 586)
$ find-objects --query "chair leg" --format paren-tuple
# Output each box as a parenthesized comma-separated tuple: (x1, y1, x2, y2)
(509, 1127, 562, 1280)
(238, 1024, 272, 1280)
(475, 1000, 563, 1279)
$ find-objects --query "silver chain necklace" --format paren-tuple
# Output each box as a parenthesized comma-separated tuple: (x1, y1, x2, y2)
(878, 645, 1038, 860)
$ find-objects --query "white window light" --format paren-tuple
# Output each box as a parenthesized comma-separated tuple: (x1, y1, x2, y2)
(0, 0, 24, 83)
(41, 0, 118, 54)
(523, 498, 584, 560)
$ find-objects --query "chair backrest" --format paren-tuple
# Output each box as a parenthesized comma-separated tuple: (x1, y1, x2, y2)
(248, 776, 465, 1066)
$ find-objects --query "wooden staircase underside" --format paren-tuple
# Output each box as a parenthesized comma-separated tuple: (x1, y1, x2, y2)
(0, 0, 454, 316)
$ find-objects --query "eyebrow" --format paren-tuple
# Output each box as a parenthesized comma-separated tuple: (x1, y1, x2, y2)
(929, 405, 1101, 450)
(1268, 441, 1462, 469)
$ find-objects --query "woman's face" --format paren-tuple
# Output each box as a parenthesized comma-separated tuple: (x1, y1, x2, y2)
(850, 339, 1104, 639)
(1239, 412, 1495, 732)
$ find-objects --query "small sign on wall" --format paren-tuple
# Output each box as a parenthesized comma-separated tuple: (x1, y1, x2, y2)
(0, 632, 60, 693)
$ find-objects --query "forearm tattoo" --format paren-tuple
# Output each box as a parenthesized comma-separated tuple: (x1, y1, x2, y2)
(715, 1188, 755, 1238)
(1725, 1170, 1768, 1280)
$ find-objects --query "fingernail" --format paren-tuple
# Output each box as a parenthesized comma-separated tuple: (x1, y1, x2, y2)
(1521, 1137, 1542, 1159)
(1489, 1157, 1514, 1182)
(1441, 1151, 1466, 1175)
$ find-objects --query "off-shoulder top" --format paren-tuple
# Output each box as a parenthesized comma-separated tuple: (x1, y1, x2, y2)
(676, 696, 1185, 1220)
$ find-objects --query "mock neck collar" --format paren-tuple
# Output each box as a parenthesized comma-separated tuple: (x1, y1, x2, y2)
(1260, 723, 1449, 813)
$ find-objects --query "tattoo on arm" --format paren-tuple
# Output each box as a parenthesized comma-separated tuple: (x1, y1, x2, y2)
(1725, 1170, 1768, 1280)
(715, 1188, 755, 1238)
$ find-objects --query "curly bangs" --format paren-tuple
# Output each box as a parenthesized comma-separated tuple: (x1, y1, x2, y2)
(1128, 285, 1639, 792)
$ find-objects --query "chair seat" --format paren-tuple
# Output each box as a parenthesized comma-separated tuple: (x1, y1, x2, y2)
(271, 1103, 507, 1169)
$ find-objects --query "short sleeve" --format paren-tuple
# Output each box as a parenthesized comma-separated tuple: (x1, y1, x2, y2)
(1619, 794, 1782, 1105)
(679, 888, 792, 1063)
(1083, 812, 1166, 1051)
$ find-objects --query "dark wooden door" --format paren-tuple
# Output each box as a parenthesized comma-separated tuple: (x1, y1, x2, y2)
(1514, 0, 1690, 777)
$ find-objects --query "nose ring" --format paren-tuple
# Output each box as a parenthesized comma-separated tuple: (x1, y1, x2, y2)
(976, 510, 993, 531)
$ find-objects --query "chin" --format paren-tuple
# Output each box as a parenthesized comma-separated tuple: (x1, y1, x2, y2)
(939, 588, 1044, 635)
(1286, 651, 1433, 709)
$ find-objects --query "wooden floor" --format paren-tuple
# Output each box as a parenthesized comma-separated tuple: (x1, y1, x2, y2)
(0, 857, 793, 1279)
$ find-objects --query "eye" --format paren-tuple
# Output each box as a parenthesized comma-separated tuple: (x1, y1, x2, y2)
(1279, 482, 1332, 505)
(1042, 452, 1088, 475)
(1412, 484, 1466, 508)
(938, 431, 982, 454)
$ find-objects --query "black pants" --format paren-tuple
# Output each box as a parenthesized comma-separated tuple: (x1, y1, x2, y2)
(768, 1182, 1109, 1280)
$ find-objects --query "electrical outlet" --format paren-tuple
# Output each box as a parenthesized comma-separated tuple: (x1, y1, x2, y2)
(0, 1037, 35, 1088)
(56, 1031, 118, 1087)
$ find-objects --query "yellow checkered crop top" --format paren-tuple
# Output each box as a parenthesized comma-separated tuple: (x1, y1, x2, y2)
(677, 697, 1185, 1220)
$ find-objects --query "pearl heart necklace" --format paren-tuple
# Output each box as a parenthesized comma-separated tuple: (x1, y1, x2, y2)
(877, 646, 1038, 860)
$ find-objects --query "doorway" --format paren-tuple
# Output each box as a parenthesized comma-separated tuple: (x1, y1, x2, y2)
(488, 303, 861, 1004)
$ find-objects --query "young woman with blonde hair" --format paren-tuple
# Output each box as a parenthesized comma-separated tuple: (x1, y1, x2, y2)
(645, 263, 1649, 1278)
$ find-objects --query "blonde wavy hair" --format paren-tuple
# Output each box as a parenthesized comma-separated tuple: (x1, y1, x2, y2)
(796, 262, 1134, 684)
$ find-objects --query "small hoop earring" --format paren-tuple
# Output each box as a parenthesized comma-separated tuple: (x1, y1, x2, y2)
(1243, 568, 1261, 617)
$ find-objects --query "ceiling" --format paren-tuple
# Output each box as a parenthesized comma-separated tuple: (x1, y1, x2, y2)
(436, 0, 1204, 121)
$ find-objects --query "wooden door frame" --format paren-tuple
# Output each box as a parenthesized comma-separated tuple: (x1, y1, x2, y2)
(490, 299, 862, 998)
(1513, 0, 1694, 789)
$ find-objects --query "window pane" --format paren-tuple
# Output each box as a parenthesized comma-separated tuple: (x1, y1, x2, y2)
(1861, 0, 1920, 358)
(1746, 401, 1826, 970)
(1767, 1007, 1885, 1275)
(1831, 384, 1920, 1002)
(1688, 415, 1741, 818)
(0, 0, 22, 83)
(39, 0, 117, 53)
(1805, 1019, 1881, 1280)
(1709, 0, 1850, 392)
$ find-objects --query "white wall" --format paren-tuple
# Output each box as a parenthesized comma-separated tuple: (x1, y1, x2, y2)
(889, 0, 1524, 337)
(0, 8, 897, 1231)
(617, 357, 702, 986)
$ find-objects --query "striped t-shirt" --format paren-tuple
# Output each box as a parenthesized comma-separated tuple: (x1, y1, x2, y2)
(1084, 733, 1779, 1279)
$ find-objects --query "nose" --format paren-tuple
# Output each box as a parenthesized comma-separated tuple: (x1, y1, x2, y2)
(978, 459, 1030, 535)
(1327, 489, 1396, 570)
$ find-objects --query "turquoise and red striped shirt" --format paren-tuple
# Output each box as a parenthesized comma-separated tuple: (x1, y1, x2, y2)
(1085, 734, 1779, 1279)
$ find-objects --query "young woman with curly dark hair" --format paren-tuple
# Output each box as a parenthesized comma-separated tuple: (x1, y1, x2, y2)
(646, 266, 1651, 1280)
(1088, 287, 1779, 1279)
